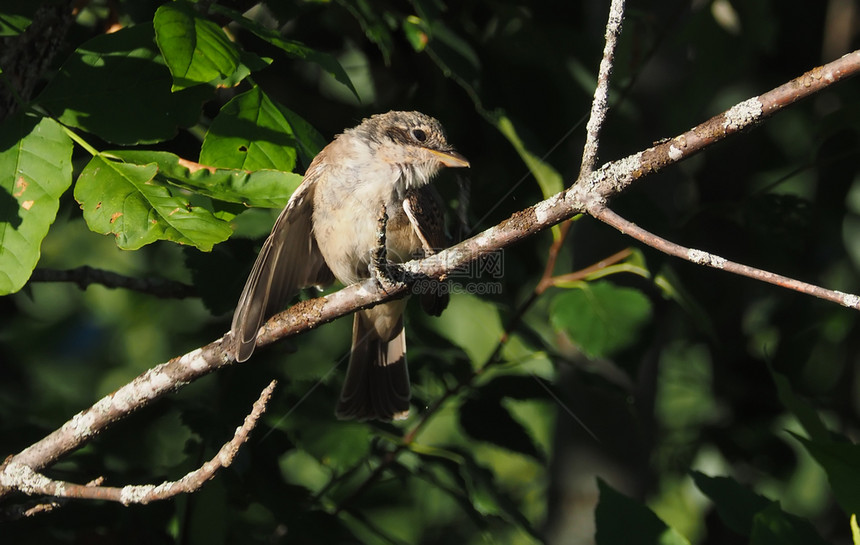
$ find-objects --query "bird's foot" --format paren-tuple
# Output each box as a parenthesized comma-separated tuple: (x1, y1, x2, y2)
(370, 204, 405, 293)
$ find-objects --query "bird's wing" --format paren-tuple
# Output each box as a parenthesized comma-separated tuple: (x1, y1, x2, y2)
(403, 185, 450, 317)
(403, 185, 447, 254)
(230, 172, 332, 362)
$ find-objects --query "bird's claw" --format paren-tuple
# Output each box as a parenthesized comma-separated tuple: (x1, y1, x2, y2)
(370, 260, 404, 294)
(370, 204, 405, 293)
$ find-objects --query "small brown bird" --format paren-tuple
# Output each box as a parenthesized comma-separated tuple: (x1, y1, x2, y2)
(230, 111, 469, 421)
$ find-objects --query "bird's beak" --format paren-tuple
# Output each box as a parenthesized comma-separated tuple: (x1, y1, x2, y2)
(428, 148, 470, 168)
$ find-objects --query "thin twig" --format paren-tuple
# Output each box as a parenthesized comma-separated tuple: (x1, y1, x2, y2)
(589, 205, 860, 309)
(579, 50, 860, 202)
(579, 0, 626, 177)
(549, 248, 633, 286)
(30, 267, 196, 298)
(0, 381, 276, 508)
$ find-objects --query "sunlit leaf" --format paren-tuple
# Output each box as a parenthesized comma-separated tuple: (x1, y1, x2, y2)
(153, 1, 241, 91)
(495, 114, 564, 200)
(0, 114, 73, 294)
(108, 150, 302, 208)
(279, 449, 330, 493)
(75, 154, 233, 250)
(201, 86, 297, 172)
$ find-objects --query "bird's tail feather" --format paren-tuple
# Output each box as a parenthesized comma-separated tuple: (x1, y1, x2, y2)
(336, 310, 410, 421)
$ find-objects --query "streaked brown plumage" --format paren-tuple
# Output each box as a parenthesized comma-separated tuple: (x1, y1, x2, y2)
(230, 111, 469, 420)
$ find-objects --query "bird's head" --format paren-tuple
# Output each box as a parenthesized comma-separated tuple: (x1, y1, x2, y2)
(354, 111, 470, 189)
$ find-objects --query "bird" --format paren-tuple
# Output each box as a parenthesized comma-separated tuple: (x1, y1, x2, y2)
(229, 111, 470, 421)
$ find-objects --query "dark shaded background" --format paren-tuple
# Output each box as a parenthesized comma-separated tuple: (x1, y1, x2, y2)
(2, 0, 859, 543)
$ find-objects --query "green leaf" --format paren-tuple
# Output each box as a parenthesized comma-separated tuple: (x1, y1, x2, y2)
(292, 419, 372, 471)
(209, 4, 359, 98)
(75, 154, 233, 251)
(794, 435, 860, 515)
(107, 150, 302, 208)
(200, 87, 297, 172)
(276, 106, 327, 168)
(402, 16, 428, 52)
(495, 114, 564, 200)
(750, 503, 830, 545)
(549, 281, 652, 358)
(691, 472, 773, 535)
(153, 1, 241, 91)
(429, 293, 504, 367)
(0, 0, 36, 36)
(770, 369, 831, 442)
(595, 479, 690, 545)
(0, 114, 73, 295)
(35, 24, 212, 145)
(210, 50, 271, 89)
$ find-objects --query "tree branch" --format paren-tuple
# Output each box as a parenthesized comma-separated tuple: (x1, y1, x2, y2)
(583, 50, 860, 202)
(3, 49, 859, 504)
(30, 267, 196, 298)
(589, 205, 860, 308)
(0, 381, 275, 510)
(579, 0, 625, 177)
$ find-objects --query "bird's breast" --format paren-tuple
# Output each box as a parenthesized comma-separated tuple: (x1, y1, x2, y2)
(311, 166, 421, 286)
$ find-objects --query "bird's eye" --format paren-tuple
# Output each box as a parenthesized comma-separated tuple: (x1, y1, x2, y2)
(411, 128, 427, 142)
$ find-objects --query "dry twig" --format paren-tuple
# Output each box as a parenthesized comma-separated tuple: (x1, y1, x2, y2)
(0, 381, 276, 510)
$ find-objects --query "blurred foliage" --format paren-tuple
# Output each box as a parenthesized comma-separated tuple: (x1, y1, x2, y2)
(1, 0, 860, 543)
